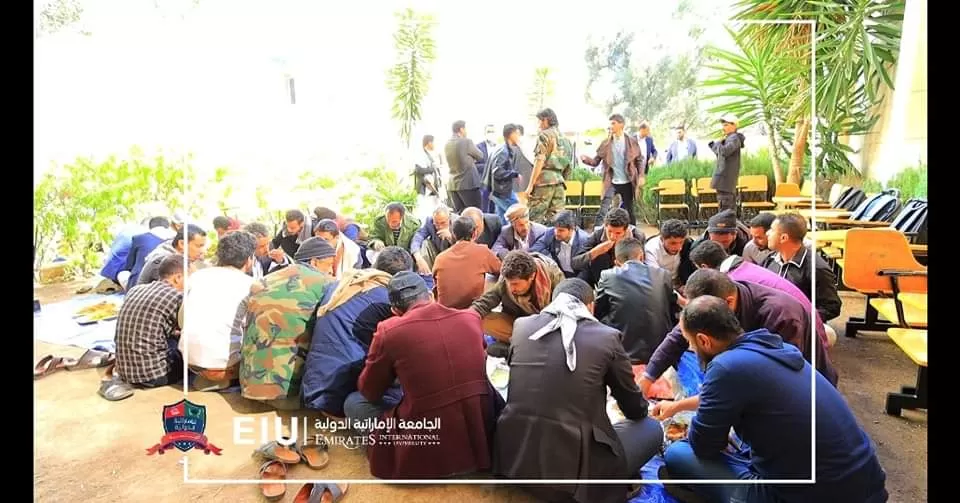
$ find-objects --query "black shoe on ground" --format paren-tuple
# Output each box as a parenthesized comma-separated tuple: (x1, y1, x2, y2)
(658, 465, 708, 503)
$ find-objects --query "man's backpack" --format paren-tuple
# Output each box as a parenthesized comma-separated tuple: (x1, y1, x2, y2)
(833, 186, 867, 211)
(850, 189, 902, 222)
(890, 198, 928, 244)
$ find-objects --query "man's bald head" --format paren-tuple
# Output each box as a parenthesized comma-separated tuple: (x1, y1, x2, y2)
(681, 295, 744, 343)
(461, 207, 484, 232)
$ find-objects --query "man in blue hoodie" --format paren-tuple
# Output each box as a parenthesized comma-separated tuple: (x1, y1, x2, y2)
(660, 295, 888, 503)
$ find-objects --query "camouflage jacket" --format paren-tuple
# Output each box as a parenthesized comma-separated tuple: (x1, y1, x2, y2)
(533, 126, 574, 186)
(240, 263, 334, 401)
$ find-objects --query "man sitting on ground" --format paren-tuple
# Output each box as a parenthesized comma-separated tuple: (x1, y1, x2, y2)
(643, 218, 696, 288)
(313, 218, 362, 278)
(347, 272, 500, 479)
(137, 224, 208, 286)
(410, 206, 455, 273)
(492, 203, 548, 259)
(212, 216, 241, 238)
(302, 247, 414, 416)
(243, 222, 291, 280)
(763, 212, 843, 322)
(314, 206, 363, 242)
(240, 237, 336, 410)
(690, 240, 836, 347)
(179, 231, 258, 390)
(113, 254, 192, 393)
(118, 216, 176, 289)
(743, 212, 776, 265)
(367, 202, 421, 255)
(461, 206, 503, 249)
(572, 208, 646, 287)
(100, 221, 146, 289)
(471, 250, 565, 357)
(272, 209, 313, 258)
(660, 296, 888, 503)
(495, 278, 663, 503)
(530, 210, 590, 279)
(595, 238, 676, 363)
(639, 269, 838, 415)
(692, 209, 751, 258)
(433, 215, 502, 309)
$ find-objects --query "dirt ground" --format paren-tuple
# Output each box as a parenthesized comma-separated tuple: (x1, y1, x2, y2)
(33, 281, 927, 502)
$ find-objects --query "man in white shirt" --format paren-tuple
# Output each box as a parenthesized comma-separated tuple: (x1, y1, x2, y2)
(643, 219, 693, 288)
(179, 231, 258, 390)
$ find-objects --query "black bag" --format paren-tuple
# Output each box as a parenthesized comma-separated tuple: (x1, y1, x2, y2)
(834, 186, 867, 210)
(850, 189, 902, 222)
(890, 198, 928, 244)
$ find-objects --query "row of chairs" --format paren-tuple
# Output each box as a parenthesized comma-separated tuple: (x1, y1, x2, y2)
(651, 175, 779, 226)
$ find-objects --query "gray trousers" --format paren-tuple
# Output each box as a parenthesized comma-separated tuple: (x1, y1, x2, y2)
(717, 190, 737, 212)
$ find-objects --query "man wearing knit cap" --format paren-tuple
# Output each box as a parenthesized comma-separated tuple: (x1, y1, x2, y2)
(239, 237, 336, 409)
(348, 271, 500, 479)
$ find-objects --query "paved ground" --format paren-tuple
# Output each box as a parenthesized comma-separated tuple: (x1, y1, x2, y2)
(33, 281, 926, 502)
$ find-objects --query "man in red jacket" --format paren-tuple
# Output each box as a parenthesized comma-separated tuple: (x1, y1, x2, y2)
(347, 271, 500, 479)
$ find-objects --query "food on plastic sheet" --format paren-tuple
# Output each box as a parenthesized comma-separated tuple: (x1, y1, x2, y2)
(631, 364, 677, 399)
(489, 361, 509, 389)
(661, 411, 694, 447)
(73, 301, 119, 323)
(665, 422, 689, 441)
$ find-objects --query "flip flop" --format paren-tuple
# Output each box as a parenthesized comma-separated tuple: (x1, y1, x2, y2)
(294, 438, 330, 469)
(252, 441, 301, 464)
(34, 355, 64, 379)
(97, 365, 134, 401)
(64, 349, 115, 371)
(258, 460, 287, 501)
(293, 483, 349, 503)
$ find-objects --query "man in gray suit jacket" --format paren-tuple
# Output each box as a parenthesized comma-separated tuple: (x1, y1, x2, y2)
(494, 278, 663, 503)
(491, 203, 548, 259)
(444, 120, 485, 212)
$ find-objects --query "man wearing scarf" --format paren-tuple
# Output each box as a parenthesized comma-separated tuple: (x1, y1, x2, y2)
(313, 218, 362, 279)
(494, 278, 664, 503)
(471, 250, 564, 358)
(239, 237, 336, 410)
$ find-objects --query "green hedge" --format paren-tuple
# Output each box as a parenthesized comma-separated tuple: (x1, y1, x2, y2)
(885, 164, 927, 200)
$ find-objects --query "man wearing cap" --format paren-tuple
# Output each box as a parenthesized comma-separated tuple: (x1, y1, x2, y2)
(239, 237, 336, 409)
(348, 272, 500, 479)
(689, 210, 751, 274)
(521, 108, 574, 225)
(709, 114, 746, 212)
(492, 203, 548, 260)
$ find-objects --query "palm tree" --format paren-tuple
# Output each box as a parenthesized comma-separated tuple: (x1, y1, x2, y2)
(386, 9, 437, 148)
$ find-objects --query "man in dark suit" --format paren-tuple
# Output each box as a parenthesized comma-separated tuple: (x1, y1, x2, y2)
(494, 278, 663, 503)
(595, 237, 677, 363)
(410, 206, 455, 273)
(492, 203, 548, 259)
(572, 208, 646, 288)
(444, 120, 485, 212)
(461, 207, 502, 249)
(530, 210, 590, 278)
(580, 114, 645, 225)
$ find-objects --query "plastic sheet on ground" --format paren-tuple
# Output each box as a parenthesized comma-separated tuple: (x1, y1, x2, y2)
(33, 293, 122, 353)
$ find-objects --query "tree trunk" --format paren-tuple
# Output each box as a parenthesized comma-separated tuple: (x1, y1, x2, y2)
(787, 118, 810, 185)
(764, 120, 784, 183)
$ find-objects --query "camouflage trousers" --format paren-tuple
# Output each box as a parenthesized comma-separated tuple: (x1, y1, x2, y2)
(528, 183, 566, 225)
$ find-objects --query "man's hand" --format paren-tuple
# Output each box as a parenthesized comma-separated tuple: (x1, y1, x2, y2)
(651, 400, 680, 421)
(638, 375, 653, 398)
(676, 293, 688, 307)
(370, 240, 385, 252)
(437, 228, 453, 242)
(267, 248, 286, 263)
(590, 240, 616, 259)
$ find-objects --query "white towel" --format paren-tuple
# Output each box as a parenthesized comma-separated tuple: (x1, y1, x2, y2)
(528, 292, 597, 372)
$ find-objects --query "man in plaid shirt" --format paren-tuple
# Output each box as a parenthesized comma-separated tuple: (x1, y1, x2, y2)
(114, 254, 190, 386)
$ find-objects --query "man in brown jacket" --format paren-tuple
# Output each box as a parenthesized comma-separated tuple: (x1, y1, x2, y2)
(494, 278, 663, 503)
(471, 250, 564, 357)
(580, 114, 645, 225)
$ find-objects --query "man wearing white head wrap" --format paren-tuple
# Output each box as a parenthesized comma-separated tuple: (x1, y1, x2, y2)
(493, 278, 664, 503)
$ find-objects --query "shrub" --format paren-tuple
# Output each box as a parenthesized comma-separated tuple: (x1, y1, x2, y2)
(886, 164, 927, 200)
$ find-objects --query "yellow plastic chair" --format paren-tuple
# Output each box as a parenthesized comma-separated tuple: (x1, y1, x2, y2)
(651, 179, 689, 224)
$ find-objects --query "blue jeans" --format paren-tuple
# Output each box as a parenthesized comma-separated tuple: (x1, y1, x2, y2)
(343, 391, 391, 435)
(664, 440, 774, 503)
(490, 193, 519, 225)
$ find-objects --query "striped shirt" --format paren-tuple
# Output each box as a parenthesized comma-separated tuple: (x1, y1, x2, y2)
(114, 281, 182, 384)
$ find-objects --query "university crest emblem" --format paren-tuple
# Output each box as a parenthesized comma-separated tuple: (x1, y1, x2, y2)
(146, 399, 222, 455)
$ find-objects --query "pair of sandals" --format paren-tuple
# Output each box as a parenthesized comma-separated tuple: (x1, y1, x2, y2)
(255, 440, 332, 500)
(34, 349, 115, 379)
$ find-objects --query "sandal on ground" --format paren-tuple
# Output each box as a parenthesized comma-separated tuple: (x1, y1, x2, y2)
(293, 438, 330, 469)
(97, 365, 135, 401)
(258, 460, 287, 501)
(293, 483, 349, 503)
(64, 349, 115, 371)
(252, 441, 301, 464)
(34, 355, 65, 379)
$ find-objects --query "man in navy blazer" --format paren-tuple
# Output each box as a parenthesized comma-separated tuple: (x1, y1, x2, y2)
(492, 203, 547, 260)
(118, 216, 175, 289)
(530, 210, 590, 278)
(410, 206, 456, 272)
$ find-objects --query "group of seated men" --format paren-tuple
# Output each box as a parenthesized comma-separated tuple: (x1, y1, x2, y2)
(106, 200, 887, 503)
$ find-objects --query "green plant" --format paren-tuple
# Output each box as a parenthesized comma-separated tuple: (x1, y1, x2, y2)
(338, 168, 418, 229)
(387, 8, 436, 147)
(886, 164, 927, 200)
(529, 67, 556, 121)
(570, 166, 601, 183)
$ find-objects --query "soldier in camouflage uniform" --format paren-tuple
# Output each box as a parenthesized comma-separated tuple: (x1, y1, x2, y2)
(240, 237, 336, 409)
(522, 108, 574, 225)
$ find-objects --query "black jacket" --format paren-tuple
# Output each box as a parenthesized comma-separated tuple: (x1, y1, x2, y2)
(595, 261, 677, 363)
(690, 221, 751, 259)
(572, 226, 647, 287)
(761, 246, 843, 321)
(476, 213, 503, 249)
(483, 144, 522, 197)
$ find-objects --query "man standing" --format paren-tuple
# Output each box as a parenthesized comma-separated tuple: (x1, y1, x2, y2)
(409, 206, 455, 273)
(708, 114, 746, 212)
(240, 237, 336, 410)
(572, 208, 646, 288)
(444, 120, 485, 212)
(367, 202, 422, 254)
(432, 216, 502, 309)
(530, 210, 590, 279)
(636, 121, 657, 174)
(664, 125, 697, 164)
(347, 272, 499, 479)
(660, 297, 888, 503)
(494, 278, 663, 503)
(484, 124, 523, 224)
(595, 238, 676, 363)
(763, 213, 843, 322)
(476, 124, 499, 213)
(579, 114, 644, 225)
(413, 134, 445, 220)
(643, 218, 696, 288)
(522, 108, 573, 225)
(492, 204, 548, 259)
(743, 212, 776, 265)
